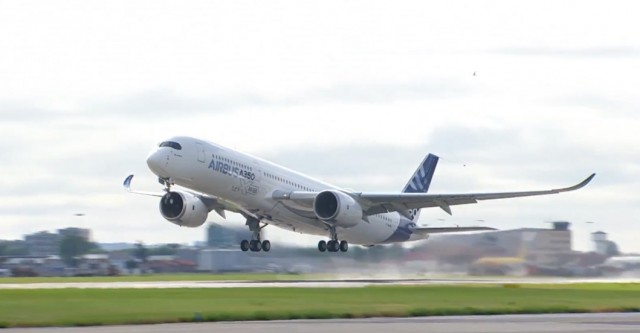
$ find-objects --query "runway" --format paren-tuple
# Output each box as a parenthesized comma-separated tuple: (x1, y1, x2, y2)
(3, 313, 639, 333)
(1, 276, 639, 289)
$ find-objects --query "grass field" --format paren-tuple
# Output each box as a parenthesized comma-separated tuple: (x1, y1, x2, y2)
(0, 283, 639, 327)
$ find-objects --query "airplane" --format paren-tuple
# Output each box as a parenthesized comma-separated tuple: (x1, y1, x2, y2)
(123, 136, 595, 253)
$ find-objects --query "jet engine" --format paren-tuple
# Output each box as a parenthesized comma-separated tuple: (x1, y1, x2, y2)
(313, 190, 363, 228)
(159, 191, 208, 228)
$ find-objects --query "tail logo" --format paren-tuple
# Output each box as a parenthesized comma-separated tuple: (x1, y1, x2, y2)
(403, 154, 438, 194)
(408, 166, 430, 192)
(408, 209, 419, 220)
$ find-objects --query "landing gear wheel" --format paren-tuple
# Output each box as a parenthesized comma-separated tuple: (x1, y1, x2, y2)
(318, 240, 327, 252)
(327, 240, 339, 252)
(339, 240, 349, 252)
(240, 240, 250, 252)
(249, 240, 262, 252)
(245, 217, 271, 252)
(320, 227, 347, 253)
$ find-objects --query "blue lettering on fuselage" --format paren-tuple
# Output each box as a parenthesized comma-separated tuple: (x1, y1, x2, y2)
(208, 159, 255, 180)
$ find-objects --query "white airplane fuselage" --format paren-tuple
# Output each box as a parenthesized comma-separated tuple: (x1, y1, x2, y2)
(146, 136, 410, 245)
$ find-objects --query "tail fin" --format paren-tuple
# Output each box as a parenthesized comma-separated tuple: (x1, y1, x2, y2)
(402, 153, 439, 221)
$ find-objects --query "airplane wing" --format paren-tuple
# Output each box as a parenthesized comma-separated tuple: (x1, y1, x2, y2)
(122, 174, 249, 219)
(355, 173, 595, 216)
(123, 174, 165, 197)
(273, 173, 595, 217)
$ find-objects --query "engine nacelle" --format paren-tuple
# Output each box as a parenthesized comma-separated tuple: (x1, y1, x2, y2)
(313, 190, 363, 228)
(159, 191, 208, 228)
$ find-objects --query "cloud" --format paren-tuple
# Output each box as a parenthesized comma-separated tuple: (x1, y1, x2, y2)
(428, 125, 640, 187)
(265, 124, 639, 190)
(87, 78, 469, 121)
(1, 102, 65, 122)
(493, 47, 640, 58)
(550, 93, 637, 117)
(91, 90, 266, 118)
(2, 0, 640, 252)
(291, 80, 469, 105)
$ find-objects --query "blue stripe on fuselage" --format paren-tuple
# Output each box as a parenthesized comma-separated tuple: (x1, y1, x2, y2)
(381, 217, 416, 243)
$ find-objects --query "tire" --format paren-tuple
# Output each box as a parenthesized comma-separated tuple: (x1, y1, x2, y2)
(240, 240, 249, 252)
(318, 240, 327, 252)
(250, 240, 262, 252)
(339, 240, 348, 252)
(328, 240, 338, 252)
(262, 240, 271, 252)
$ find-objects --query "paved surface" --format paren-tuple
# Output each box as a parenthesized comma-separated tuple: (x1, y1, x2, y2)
(1, 277, 639, 289)
(3, 313, 640, 333)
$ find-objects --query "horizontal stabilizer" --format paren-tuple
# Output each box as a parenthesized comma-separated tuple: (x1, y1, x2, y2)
(412, 226, 496, 235)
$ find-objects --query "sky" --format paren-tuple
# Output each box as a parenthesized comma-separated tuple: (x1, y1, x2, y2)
(1, 0, 639, 252)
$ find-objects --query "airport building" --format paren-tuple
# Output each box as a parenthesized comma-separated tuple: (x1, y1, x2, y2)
(492, 221, 573, 265)
(24, 231, 61, 256)
(591, 231, 619, 256)
(58, 227, 92, 241)
(206, 223, 251, 249)
(422, 221, 574, 266)
(23, 227, 92, 256)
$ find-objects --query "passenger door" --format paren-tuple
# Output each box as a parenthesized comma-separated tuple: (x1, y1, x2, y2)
(196, 142, 205, 163)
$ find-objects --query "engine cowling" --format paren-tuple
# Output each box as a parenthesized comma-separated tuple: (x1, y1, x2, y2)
(313, 190, 363, 228)
(159, 191, 208, 228)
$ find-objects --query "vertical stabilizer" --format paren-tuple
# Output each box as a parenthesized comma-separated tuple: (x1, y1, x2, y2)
(401, 153, 439, 221)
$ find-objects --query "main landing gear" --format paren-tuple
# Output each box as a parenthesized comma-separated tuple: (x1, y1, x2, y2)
(240, 217, 271, 252)
(318, 227, 348, 253)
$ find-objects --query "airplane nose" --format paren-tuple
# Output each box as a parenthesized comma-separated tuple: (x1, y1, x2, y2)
(146, 150, 167, 176)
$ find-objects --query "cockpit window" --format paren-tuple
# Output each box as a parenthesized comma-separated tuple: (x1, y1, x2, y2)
(159, 141, 182, 150)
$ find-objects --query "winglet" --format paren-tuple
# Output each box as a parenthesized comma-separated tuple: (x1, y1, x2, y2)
(123, 174, 134, 192)
(558, 173, 596, 193)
